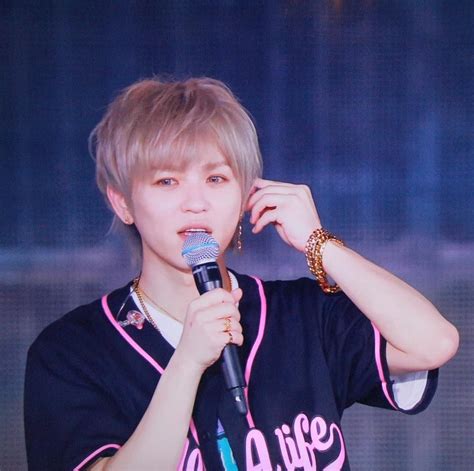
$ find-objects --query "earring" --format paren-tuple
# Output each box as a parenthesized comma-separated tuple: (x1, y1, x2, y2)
(236, 222, 242, 252)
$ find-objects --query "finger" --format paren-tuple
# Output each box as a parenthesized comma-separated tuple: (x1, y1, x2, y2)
(247, 180, 312, 205)
(247, 183, 299, 211)
(207, 318, 243, 345)
(222, 316, 243, 335)
(223, 316, 232, 333)
(191, 286, 242, 308)
(246, 179, 289, 210)
(221, 330, 244, 346)
(193, 302, 241, 324)
(187, 312, 241, 351)
(231, 288, 243, 303)
(249, 193, 293, 224)
(253, 178, 297, 190)
(252, 207, 280, 234)
(190, 288, 237, 310)
(252, 210, 297, 246)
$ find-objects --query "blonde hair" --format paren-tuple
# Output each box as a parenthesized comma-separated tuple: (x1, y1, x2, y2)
(89, 77, 263, 262)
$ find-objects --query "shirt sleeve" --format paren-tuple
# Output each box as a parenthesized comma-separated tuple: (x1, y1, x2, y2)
(318, 289, 438, 415)
(24, 321, 126, 471)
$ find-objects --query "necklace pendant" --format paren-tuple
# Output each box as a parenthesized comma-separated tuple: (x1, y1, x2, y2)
(118, 310, 145, 330)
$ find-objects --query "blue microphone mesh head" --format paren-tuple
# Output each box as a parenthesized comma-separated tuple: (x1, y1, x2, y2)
(181, 232, 220, 267)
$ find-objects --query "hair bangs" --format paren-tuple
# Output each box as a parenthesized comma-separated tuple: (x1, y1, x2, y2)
(131, 105, 248, 191)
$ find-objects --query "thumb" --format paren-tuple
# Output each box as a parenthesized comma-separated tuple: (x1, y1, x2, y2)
(231, 288, 243, 303)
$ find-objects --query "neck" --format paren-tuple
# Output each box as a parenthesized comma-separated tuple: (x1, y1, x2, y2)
(138, 256, 231, 323)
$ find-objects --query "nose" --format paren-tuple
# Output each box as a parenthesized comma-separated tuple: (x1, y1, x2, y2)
(180, 182, 210, 213)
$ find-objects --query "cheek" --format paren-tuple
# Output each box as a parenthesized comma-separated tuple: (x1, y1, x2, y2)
(133, 192, 172, 220)
(230, 186, 244, 213)
(224, 198, 243, 225)
(219, 194, 242, 235)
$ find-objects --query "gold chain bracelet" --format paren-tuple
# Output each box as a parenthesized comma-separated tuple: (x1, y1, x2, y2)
(305, 228, 344, 294)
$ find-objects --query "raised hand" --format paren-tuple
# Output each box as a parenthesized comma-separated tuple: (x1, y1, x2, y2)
(247, 178, 322, 252)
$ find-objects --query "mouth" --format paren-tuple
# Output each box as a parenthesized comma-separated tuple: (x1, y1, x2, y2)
(178, 227, 212, 238)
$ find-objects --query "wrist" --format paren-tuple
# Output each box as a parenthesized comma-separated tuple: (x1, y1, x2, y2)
(170, 347, 207, 379)
(305, 228, 344, 294)
(320, 239, 344, 272)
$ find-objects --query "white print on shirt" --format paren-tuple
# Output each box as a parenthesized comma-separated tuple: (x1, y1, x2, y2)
(246, 413, 345, 470)
(180, 412, 345, 471)
(275, 413, 345, 470)
(179, 440, 204, 471)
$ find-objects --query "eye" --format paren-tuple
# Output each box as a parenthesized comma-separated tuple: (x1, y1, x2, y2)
(156, 177, 177, 186)
(207, 175, 226, 184)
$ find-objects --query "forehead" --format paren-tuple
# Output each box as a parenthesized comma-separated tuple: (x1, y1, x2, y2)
(144, 133, 236, 173)
(158, 142, 230, 171)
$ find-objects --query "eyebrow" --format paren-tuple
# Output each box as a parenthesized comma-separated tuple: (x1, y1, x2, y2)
(201, 161, 231, 171)
(155, 160, 231, 173)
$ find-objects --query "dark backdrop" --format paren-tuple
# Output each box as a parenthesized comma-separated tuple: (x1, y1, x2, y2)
(1, 1, 473, 469)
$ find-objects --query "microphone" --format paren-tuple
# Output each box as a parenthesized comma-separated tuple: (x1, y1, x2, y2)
(182, 232, 248, 415)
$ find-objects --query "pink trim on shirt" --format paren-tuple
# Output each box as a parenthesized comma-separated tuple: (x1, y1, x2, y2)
(101, 295, 200, 446)
(244, 277, 267, 429)
(102, 295, 165, 375)
(371, 323, 397, 410)
(177, 438, 190, 471)
(73, 444, 120, 470)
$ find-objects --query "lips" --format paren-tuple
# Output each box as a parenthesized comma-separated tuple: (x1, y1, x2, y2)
(178, 226, 212, 237)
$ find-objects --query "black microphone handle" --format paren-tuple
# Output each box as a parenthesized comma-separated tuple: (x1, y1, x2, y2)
(192, 262, 248, 415)
(192, 263, 223, 295)
(221, 343, 248, 415)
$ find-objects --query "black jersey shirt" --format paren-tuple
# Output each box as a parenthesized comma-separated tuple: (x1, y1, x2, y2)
(24, 272, 438, 470)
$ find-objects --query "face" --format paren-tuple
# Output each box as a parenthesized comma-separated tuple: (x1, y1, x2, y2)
(124, 142, 243, 273)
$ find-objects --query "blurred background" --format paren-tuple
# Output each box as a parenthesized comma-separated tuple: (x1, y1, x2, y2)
(1, 1, 473, 469)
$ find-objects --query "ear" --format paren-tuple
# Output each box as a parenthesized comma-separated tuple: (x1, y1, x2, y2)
(243, 181, 258, 213)
(106, 185, 134, 225)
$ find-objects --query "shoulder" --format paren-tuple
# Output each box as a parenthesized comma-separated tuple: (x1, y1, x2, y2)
(233, 270, 361, 327)
(232, 270, 318, 294)
(237, 271, 325, 303)
(232, 271, 329, 321)
(263, 276, 320, 296)
(27, 282, 131, 363)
